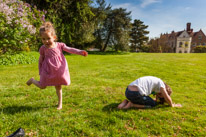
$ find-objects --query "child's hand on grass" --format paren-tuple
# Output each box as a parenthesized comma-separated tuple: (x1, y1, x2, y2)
(172, 103, 182, 107)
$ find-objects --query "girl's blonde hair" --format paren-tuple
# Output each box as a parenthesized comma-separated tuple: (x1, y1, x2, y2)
(39, 22, 57, 38)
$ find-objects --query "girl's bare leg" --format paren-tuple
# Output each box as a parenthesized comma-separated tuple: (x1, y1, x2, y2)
(117, 99, 128, 109)
(55, 85, 62, 110)
(122, 101, 145, 109)
(26, 77, 46, 89)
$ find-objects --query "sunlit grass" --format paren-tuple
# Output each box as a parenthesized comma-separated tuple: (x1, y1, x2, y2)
(0, 53, 206, 136)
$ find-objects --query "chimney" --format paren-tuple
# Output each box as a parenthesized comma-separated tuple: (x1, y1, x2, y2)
(187, 22, 191, 32)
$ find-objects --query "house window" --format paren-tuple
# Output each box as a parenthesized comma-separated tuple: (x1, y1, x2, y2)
(179, 50, 182, 53)
(179, 42, 183, 47)
(198, 35, 202, 40)
(192, 43, 196, 46)
(185, 43, 188, 47)
(185, 51, 187, 53)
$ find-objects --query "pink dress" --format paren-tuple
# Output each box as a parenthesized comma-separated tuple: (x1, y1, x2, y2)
(38, 42, 84, 87)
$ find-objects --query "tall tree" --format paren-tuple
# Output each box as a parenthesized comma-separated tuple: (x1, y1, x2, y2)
(102, 8, 131, 51)
(92, 0, 112, 51)
(108, 8, 131, 51)
(92, 0, 131, 51)
(130, 19, 149, 52)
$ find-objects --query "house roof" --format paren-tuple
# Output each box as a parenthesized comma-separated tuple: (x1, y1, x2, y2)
(161, 30, 205, 39)
(161, 31, 184, 39)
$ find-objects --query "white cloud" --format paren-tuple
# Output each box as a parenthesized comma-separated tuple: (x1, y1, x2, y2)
(140, 0, 161, 8)
(112, 3, 144, 20)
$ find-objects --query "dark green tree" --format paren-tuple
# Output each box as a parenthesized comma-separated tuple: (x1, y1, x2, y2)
(92, 0, 112, 51)
(102, 8, 131, 51)
(130, 19, 149, 52)
(92, 0, 131, 51)
(23, 0, 94, 49)
(109, 8, 131, 52)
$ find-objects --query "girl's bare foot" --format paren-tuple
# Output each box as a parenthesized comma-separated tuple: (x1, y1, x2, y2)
(26, 77, 34, 86)
(118, 99, 128, 109)
(57, 105, 62, 110)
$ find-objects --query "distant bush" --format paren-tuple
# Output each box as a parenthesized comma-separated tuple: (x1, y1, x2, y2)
(0, 52, 39, 65)
(194, 46, 206, 53)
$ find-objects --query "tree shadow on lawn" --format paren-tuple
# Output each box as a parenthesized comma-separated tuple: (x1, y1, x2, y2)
(102, 103, 169, 113)
(2, 105, 54, 115)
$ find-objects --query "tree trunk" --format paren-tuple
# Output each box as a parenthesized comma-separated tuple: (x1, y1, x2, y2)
(102, 30, 112, 52)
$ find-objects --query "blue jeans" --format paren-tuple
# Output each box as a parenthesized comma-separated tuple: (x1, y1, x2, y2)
(125, 88, 157, 107)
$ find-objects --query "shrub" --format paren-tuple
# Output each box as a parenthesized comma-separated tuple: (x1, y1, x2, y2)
(194, 45, 206, 53)
(0, 52, 39, 65)
(0, 0, 45, 55)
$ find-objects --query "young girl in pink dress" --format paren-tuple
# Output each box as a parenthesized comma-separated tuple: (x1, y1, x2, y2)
(26, 22, 88, 110)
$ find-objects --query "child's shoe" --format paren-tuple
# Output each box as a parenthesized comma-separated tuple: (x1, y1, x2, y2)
(7, 127, 25, 137)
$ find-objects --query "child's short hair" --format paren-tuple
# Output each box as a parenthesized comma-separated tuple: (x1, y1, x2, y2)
(159, 83, 173, 104)
(39, 22, 57, 38)
(165, 83, 172, 96)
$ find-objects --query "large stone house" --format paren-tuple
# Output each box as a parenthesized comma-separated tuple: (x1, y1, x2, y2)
(158, 23, 206, 53)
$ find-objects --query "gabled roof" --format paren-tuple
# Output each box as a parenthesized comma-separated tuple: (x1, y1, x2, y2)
(190, 29, 206, 37)
(161, 30, 206, 39)
(165, 31, 184, 39)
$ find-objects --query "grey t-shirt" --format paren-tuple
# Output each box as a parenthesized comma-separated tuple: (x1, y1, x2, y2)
(129, 76, 166, 96)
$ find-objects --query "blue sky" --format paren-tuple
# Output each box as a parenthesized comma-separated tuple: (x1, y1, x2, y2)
(104, 0, 206, 38)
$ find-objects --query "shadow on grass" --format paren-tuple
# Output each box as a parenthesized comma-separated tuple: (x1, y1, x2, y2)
(102, 103, 120, 113)
(2, 105, 53, 115)
(102, 103, 169, 113)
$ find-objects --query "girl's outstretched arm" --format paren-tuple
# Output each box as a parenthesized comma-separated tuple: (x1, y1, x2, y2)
(62, 44, 88, 56)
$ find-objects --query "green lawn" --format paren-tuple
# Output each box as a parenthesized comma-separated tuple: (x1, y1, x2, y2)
(0, 53, 206, 136)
